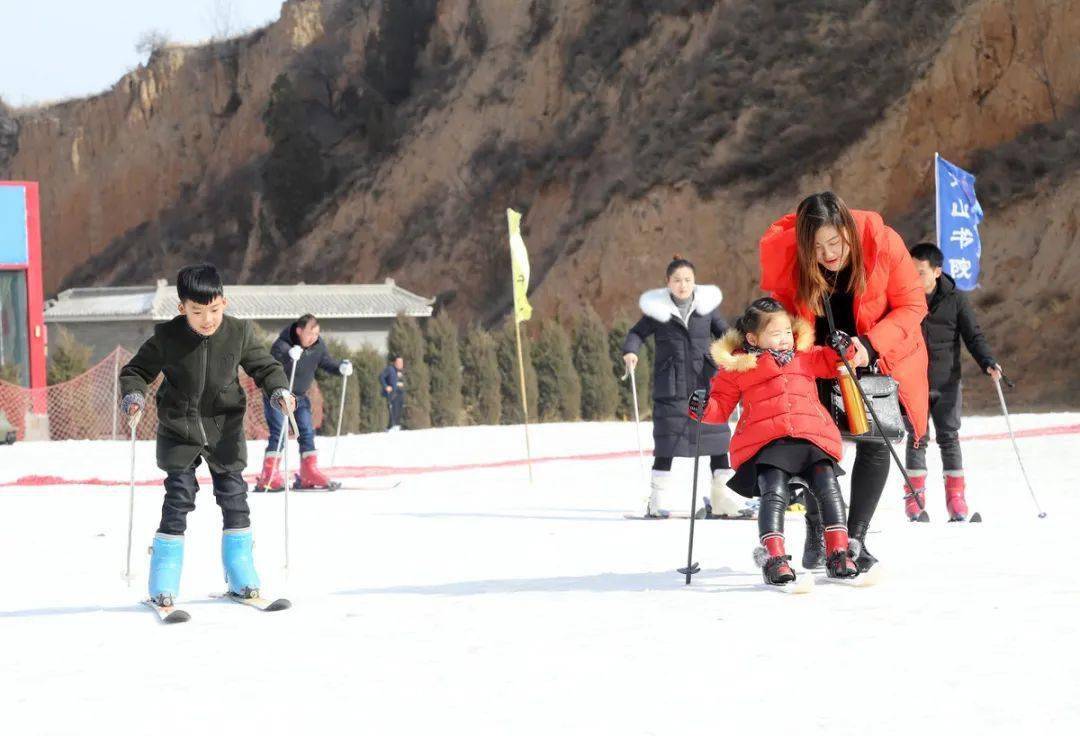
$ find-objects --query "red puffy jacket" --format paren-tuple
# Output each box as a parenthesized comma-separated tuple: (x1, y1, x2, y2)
(702, 320, 845, 470)
(759, 209, 929, 440)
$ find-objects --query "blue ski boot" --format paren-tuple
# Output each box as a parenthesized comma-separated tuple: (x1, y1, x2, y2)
(148, 533, 184, 607)
(222, 528, 260, 598)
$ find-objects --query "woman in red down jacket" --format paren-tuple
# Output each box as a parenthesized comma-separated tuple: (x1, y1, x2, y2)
(690, 297, 859, 586)
(758, 192, 929, 573)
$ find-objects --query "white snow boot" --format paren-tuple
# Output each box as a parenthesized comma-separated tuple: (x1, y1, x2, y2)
(706, 468, 755, 519)
(646, 470, 672, 518)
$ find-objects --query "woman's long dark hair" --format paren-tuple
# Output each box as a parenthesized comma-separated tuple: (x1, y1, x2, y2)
(794, 192, 866, 315)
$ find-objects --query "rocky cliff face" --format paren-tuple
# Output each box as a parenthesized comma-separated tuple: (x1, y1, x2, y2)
(3, 0, 1079, 410)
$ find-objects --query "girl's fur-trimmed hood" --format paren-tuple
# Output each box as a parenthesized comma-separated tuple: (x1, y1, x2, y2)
(638, 285, 722, 323)
(710, 318, 816, 372)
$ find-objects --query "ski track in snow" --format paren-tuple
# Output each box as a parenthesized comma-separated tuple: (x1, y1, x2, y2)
(0, 414, 1078, 735)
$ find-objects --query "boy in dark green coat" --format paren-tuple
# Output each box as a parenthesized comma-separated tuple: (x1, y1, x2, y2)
(119, 264, 295, 607)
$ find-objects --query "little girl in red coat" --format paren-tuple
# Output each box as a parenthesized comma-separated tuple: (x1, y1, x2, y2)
(690, 297, 859, 585)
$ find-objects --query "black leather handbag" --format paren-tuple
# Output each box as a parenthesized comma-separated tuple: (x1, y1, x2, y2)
(820, 294, 906, 445)
(827, 370, 905, 444)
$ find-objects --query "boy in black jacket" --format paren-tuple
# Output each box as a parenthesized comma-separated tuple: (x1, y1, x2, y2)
(905, 243, 1003, 522)
(120, 264, 294, 607)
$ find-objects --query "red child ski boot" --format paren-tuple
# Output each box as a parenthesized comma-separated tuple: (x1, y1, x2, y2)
(295, 451, 341, 491)
(904, 472, 929, 522)
(824, 526, 859, 578)
(757, 535, 796, 586)
(945, 473, 968, 522)
(253, 451, 285, 493)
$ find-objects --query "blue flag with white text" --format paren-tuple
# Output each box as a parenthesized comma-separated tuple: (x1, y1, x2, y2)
(935, 154, 984, 291)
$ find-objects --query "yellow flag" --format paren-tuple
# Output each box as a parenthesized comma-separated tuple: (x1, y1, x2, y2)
(506, 208, 532, 323)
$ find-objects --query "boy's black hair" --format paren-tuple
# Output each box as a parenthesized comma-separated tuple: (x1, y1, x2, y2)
(910, 242, 944, 269)
(176, 263, 224, 305)
(388, 354, 399, 363)
(296, 314, 318, 328)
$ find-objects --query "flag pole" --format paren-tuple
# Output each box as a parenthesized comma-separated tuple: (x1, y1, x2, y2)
(934, 152, 941, 246)
(514, 319, 534, 484)
(506, 207, 535, 485)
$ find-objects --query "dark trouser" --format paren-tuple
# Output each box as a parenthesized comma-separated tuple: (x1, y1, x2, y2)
(759, 462, 846, 539)
(264, 394, 316, 454)
(905, 383, 963, 472)
(652, 455, 730, 472)
(386, 392, 404, 429)
(158, 458, 250, 535)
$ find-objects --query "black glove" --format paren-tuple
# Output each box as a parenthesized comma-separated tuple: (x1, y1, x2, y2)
(688, 389, 708, 420)
(828, 330, 852, 356)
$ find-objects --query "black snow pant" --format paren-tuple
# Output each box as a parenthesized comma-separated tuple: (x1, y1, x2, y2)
(157, 458, 250, 535)
(758, 462, 846, 540)
(651, 455, 730, 472)
(905, 383, 963, 473)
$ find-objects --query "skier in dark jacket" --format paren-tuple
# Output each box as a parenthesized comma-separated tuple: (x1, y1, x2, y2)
(621, 254, 751, 519)
(255, 314, 352, 491)
(119, 263, 293, 607)
(905, 243, 1002, 521)
(379, 356, 405, 431)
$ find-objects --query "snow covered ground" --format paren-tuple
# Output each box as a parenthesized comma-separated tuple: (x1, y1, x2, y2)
(1, 413, 1078, 735)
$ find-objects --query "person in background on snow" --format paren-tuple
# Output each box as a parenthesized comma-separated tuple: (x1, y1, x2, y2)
(904, 243, 1002, 522)
(379, 355, 406, 431)
(119, 263, 293, 606)
(621, 254, 754, 520)
(254, 314, 352, 491)
(690, 297, 860, 585)
(758, 192, 929, 572)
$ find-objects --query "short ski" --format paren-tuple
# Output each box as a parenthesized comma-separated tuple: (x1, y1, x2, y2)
(291, 479, 343, 492)
(815, 565, 883, 588)
(211, 591, 292, 611)
(337, 480, 402, 491)
(760, 575, 814, 594)
(142, 598, 191, 624)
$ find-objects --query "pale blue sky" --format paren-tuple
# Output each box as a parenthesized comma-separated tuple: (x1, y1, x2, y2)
(0, 0, 285, 107)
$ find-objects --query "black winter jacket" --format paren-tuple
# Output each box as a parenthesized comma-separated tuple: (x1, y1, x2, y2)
(271, 325, 343, 396)
(622, 286, 731, 458)
(120, 315, 289, 472)
(922, 274, 996, 390)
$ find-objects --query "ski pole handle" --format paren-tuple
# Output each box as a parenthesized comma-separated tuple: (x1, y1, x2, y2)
(996, 370, 1016, 390)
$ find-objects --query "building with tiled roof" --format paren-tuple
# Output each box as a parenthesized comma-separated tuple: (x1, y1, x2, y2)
(44, 279, 434, 361)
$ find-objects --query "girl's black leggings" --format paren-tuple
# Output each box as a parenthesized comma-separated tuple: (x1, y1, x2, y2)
(757, 461, 846, 540)
(652, 455, 730, 472)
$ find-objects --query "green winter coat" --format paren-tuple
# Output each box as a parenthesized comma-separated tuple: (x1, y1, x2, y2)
(119, 315, 289, 473)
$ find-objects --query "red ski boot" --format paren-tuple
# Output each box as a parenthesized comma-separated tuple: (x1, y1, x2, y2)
(824, 526, 859, 578)
(253, 451, 285, 493)
(295, 451, 341, 491)
(904, 472, 928, 522)
(945, 473, 968, 521)
(757, 535, 796, 585)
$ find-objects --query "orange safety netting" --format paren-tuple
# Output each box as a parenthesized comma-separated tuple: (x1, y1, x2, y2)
(0, 347, 323, 442)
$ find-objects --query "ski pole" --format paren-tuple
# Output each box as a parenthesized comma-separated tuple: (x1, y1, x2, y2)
(123, 410, 141, 586)
(678, 410, 705, 585)
(993, 376, 1046, 518)
(620, 365, 646, 479)
(331, 372, 348, 467)
(282, 407, 302, 571)
(267, 347, 302, 488)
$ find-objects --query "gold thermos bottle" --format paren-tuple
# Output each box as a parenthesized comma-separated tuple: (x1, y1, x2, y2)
(837, 364, 869, 436)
